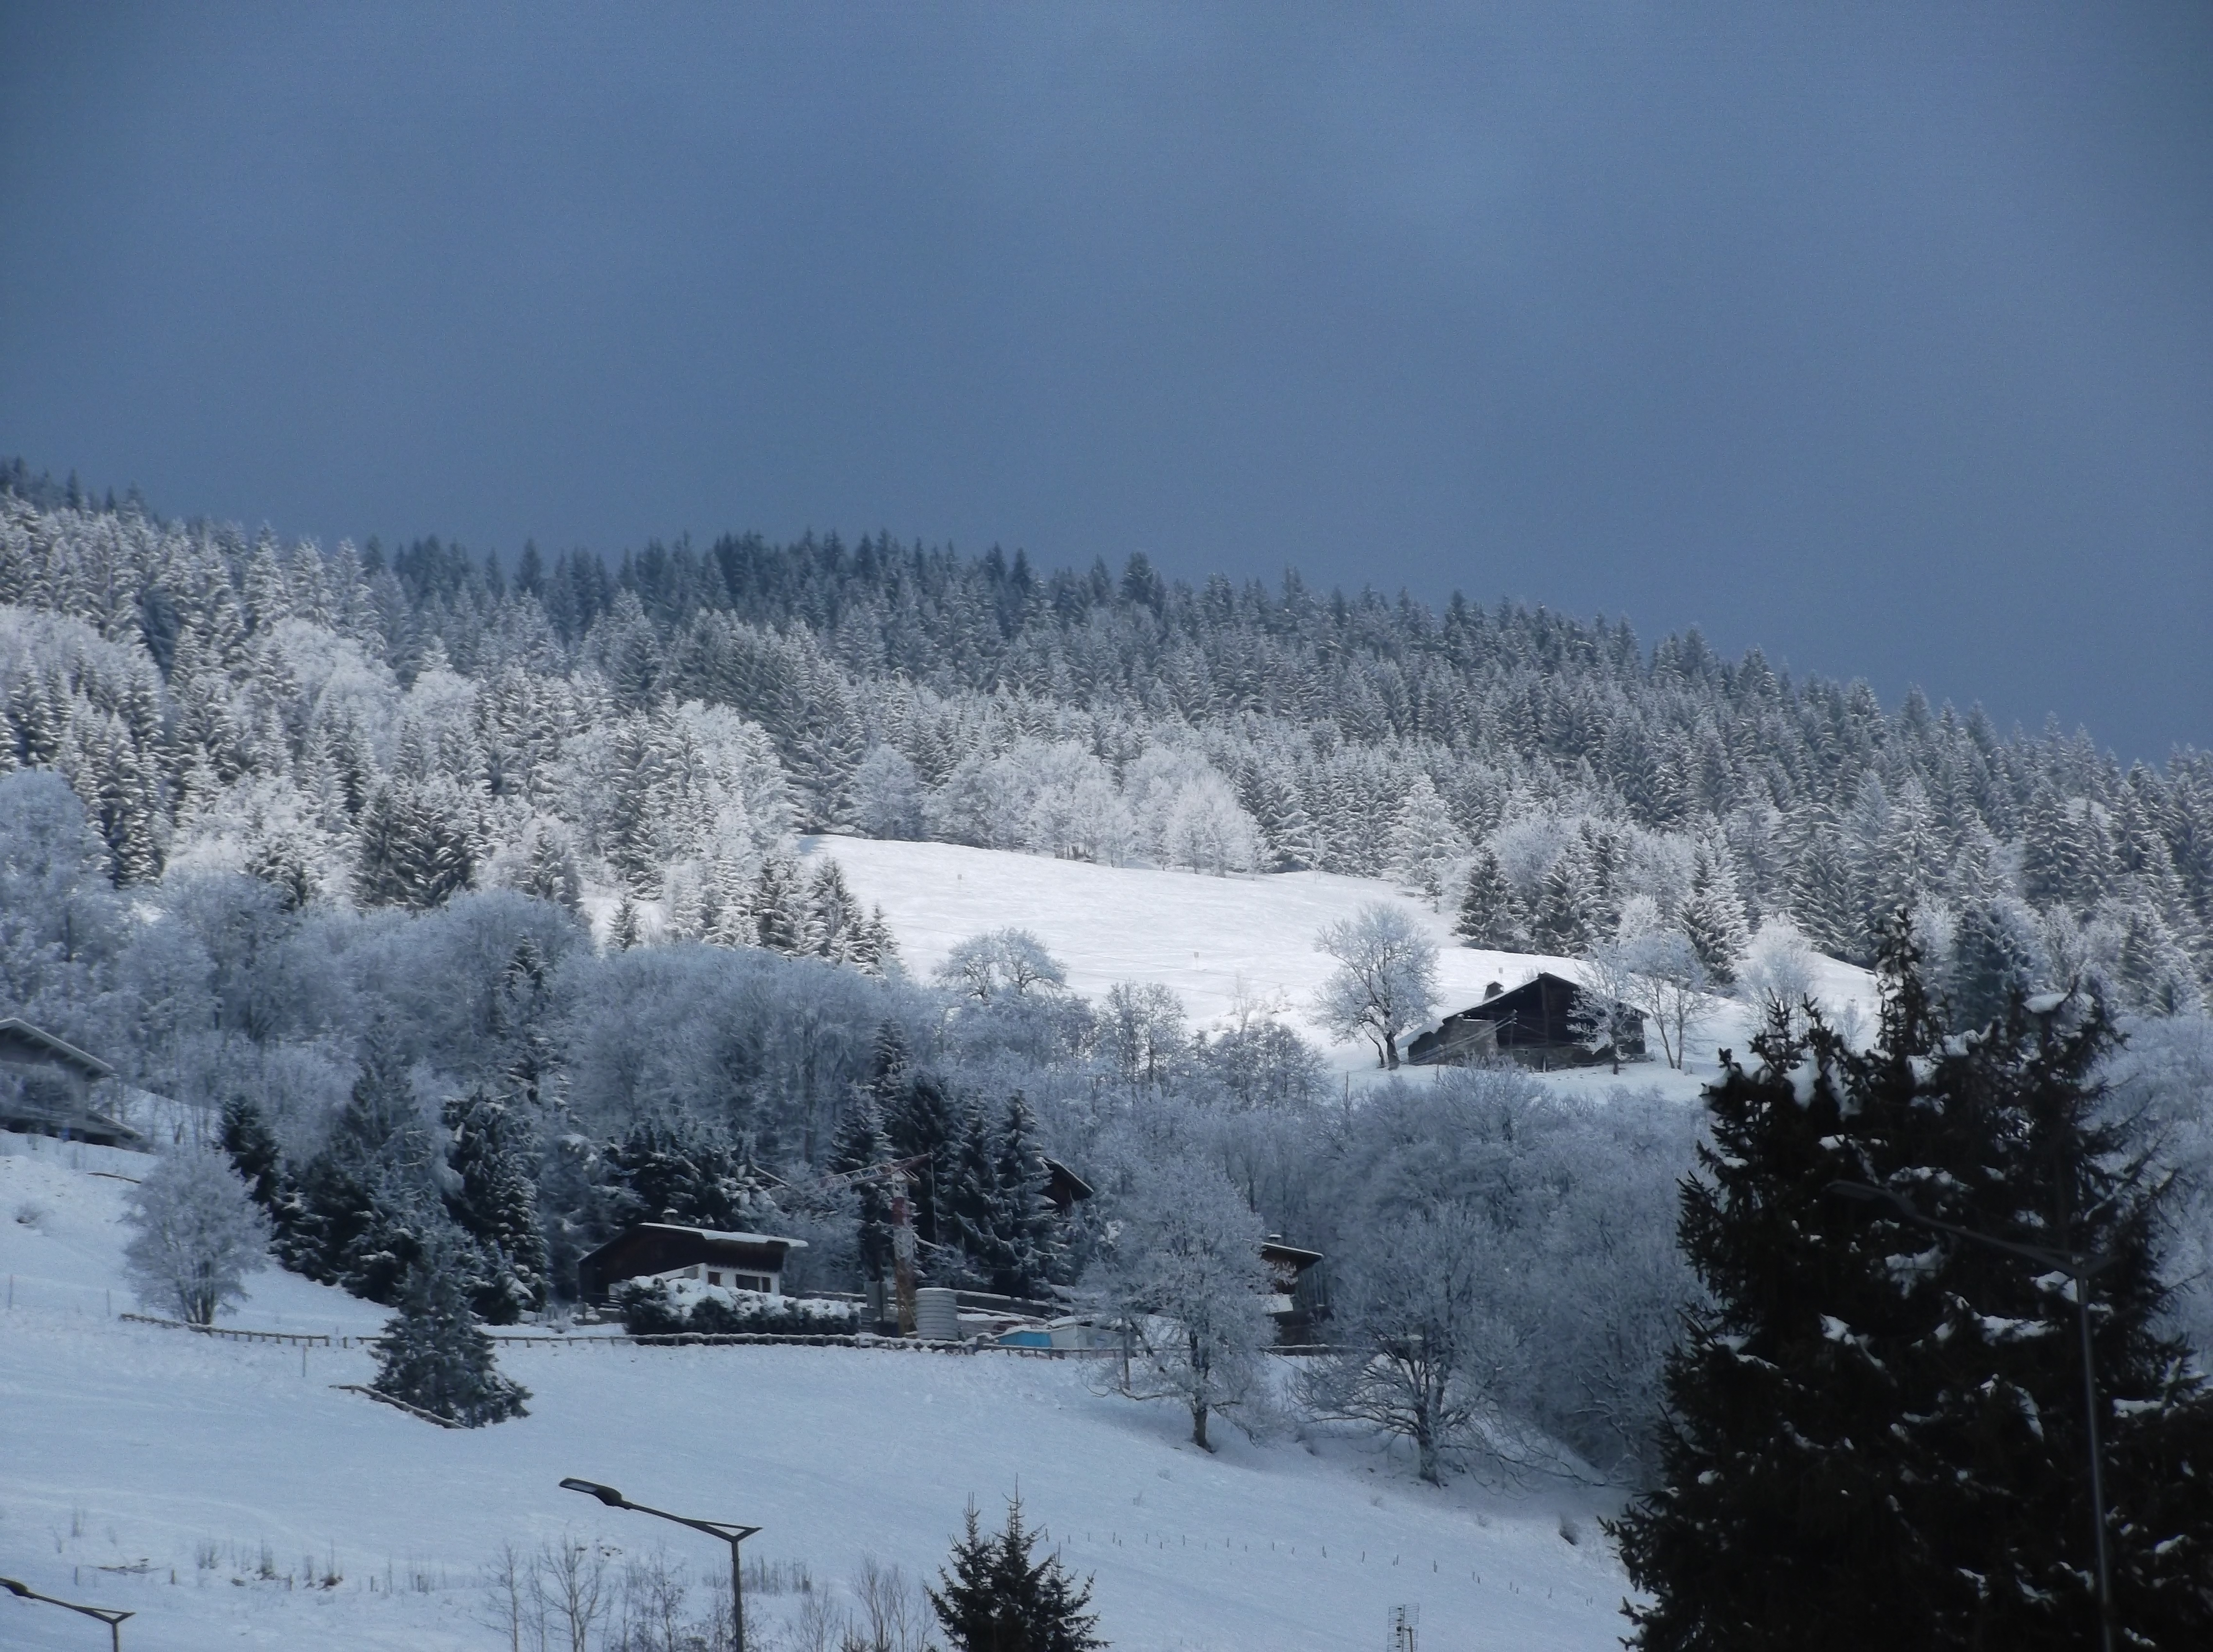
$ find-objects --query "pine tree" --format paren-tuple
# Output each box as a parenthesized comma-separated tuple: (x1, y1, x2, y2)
(608, 894, 643, 951)
(371, 1241, 531, 1427)
(1613, 923, 2213, 1650)
(828, 1094, 896, 1278)
(806, 859, 869, 964)
(440, 1089, 550, 1323)
(1383, 772, 1468, 904)
(1454, 846, 1523, 949)
(1680, 843, 1751, 984)
(752, 854, 809, 955)
(928, 1497, 1104, 1652)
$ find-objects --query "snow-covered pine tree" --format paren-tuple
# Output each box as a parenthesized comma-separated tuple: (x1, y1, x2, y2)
(1680, 841, 1751, 984)
(608, 894, 643, 951)
(1383, 771, 1469, 905)
(928, 1496, 1103, 1652)
(440, 1088, 549, 1323)
(1613, 923, 2213, 1650)
(806, 859, 869, 964)
(751, 853, 809, 955)
(1454, 845, 1524, 949)
(371, 1239, 530, 1427)
(519, 824, 582, 912)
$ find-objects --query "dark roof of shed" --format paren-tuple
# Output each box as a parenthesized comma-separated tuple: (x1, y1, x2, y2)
(0, 1018, 115, 1079)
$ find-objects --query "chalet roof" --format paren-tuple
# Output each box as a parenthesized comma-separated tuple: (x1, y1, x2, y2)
(628, 1222, 807, 1251)
(0, 1018, 116, 1080)
(1260, 1239, 1324, 1269)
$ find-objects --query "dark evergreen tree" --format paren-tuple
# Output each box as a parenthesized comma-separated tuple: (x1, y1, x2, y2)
(986, 1093, 1060, 1297)
(928, 1497, 1104, 1652)
(828, 1093, 896, 1278)
(884, 1071, 961, 1248)
(372, 1241, 531, 1427)
(440, 1088, 549, 1322)
(1613, 923, 2213, 1651)
(601, 1120, 776, 1234)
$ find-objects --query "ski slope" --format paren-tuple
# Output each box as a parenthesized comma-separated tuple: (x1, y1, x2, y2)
(2, 1131, 1635, 1651)
(805, 834, 1879, 1095)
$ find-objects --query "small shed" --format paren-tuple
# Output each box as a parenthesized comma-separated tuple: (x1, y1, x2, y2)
(0, 1018, 144, 1148)
(1042, 1157, 1093, 1215)
(1406, 973, 1645, 1070)
(576, 1223, 808, 1304)
(1261, 1237, 1328, 1344)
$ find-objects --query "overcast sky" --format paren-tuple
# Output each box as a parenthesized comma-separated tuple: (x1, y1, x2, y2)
(3, 3, 2206, 758)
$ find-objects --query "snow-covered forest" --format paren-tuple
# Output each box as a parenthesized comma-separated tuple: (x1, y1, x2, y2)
(3, 465, 2211, 1493)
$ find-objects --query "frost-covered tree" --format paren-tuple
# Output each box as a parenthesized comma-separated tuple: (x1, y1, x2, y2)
(1734, 915, 1821, 1038)
(371, 1239, 530, 1427)
(1299, 1204, 1520, 1485)
(851, 742, 924, 839)
(1157, 771, 1261, 875)
(1095, 980, 1187, 1093)
(1086, 1152, 1272, 1450)
(1313, 903, 1438, 1069)
(122, 1141, 270, 1325)
(935, 928, 1067, 1005)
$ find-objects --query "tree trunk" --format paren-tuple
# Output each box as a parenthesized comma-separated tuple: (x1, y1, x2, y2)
(1384, 1032, 1400, 1070)
(1192, 1401, 1211, 1452)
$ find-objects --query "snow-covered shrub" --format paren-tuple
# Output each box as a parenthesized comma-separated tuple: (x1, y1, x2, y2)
(615, 1279, 860, 1336)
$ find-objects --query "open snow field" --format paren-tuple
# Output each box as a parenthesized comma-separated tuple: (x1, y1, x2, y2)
(804, 835, 1878, 1097)
(2, 1132, 1631, 1651)
(1, 847, 1879, 1649)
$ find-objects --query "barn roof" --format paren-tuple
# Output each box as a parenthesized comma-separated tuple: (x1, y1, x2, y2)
(0, 1018, 116, 1080)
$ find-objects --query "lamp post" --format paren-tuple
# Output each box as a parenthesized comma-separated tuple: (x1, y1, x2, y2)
(1825, 1180, 2116, 1652)
(1, 1576, 134, 1651)
(560, 1479, 761, 1652)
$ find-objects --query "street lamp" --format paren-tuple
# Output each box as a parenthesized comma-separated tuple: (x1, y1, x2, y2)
(559, 1478, 761, 1652)
(1825, 1180, 2116, 1652)
(1, 1576, 134, 1651)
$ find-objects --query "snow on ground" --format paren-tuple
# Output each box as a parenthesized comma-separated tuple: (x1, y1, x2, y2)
(806, 834, 1878, 1099)
(2, 1132, 1632, 1650)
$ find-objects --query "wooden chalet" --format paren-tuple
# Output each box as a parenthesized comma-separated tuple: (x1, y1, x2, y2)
(1406, 973, 1645, 1070)
(576, 1223, 807, 1304)
(0, 1018, 144, 1148)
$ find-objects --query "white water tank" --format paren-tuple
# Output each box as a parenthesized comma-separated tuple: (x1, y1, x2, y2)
(914, 1287, 961, 1342)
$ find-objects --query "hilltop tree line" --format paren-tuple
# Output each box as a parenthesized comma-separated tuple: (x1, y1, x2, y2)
(0, 477, 2205, 1026)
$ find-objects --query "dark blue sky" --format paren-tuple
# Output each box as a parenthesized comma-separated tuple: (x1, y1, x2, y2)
(3, 4, 2207, 758)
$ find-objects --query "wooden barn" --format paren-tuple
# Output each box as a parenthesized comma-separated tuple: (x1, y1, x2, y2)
(0, 1018, 144, 1148)
(1406, 973, 1645, 1070)
(576, 1223, 808, 1304)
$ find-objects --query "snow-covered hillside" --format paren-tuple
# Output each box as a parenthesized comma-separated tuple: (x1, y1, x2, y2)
(2, 1131, 1631, 1651)
(804, 834, 1879, 1093)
